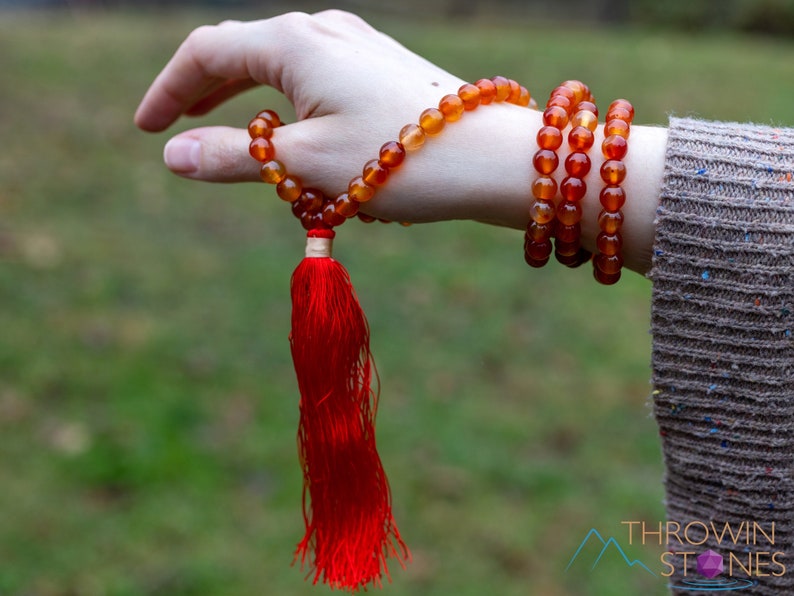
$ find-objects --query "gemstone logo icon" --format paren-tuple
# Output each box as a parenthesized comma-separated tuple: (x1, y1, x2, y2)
(697, 549, 724, 579)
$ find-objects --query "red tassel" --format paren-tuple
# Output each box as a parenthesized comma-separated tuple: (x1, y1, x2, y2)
(289, 228, 408, 592)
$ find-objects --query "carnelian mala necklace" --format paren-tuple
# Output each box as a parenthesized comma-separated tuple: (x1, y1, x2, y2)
(248, 77, 532, 592)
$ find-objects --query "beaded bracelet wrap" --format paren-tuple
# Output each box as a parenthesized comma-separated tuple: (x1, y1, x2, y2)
(594, 98, 634, 284)
(248, 77, 533, 593)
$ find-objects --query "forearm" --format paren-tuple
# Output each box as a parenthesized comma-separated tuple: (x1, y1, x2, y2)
(369, 101, 668, 275)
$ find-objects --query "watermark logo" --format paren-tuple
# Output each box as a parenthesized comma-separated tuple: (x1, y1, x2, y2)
(566, 521, 785, 592)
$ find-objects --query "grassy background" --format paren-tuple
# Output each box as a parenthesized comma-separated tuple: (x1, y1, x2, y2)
(1, 4, 793, 595)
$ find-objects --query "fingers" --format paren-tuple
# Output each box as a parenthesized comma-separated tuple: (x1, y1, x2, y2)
(184, 79, 260, 117)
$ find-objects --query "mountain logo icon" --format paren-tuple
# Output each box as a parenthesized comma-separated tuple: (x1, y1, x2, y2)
(565, 528, 656, 576)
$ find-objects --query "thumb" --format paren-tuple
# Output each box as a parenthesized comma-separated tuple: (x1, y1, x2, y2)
(163, 126, 259, 182)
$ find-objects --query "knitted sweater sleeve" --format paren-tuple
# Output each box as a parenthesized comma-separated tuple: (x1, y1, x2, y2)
(650, 117, 794, 592)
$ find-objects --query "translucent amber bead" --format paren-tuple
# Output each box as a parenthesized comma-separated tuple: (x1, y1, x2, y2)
(526, 221, 554, 243)
(533, 149, 559, 175)
(606, 105, 633, 123)
(256, 109, 281, 128)
(571, 110, 598, 132)
(438, 94, 465, 122)
(605, 118, 630, 138)
(290, 200, 305, 220)
(300, 211, 325, 232)
(362, 159, 389, 186)
(593, 267, 621, 285)
(399, 123, 426, 151)
(458, 83, 481, 110)
(596, 232, 623, 256)
(379, 141, 406, 168)
(516, 86, 531, 107)
(249, 137, 275, 162)
(547, 94, 572, 111)
(348, 176, 375, 203)
(568, 126, 595, 151)
(576, 100, 598, 117)
(565, 152, 591, 178)
(600, 160, 627, 185)
(475, 78, 497, 104)
(557, 200, 583, 225)
(609, 99, 634, 120)
(297, 189, 324, 214)
(321, 202, 346, 228)
(260, 160, 286, 184)
(525, 239, 553, 260)
(598, 209, 624, 234)
(537, 126, 563, 150)
(530, 199, 556, 224)
(595, 252, 624, 275)
(600, 185, 626, 211)
(561, 176, 586, 202)
(491, 76, 511, 102)
(248, 117, 271, 139)
(602, 134, 628, 160)
(357, 212, 376, 223)
(556, 223, 580, 243)
(557, 249, 590, 268)
(550, 85, 575, 103)
(334, 193, 359, 218)
(419, 108, 446, 135)
(507, 79, 522, 104)
(543, 106, 569, 129)
(554, 239, 580, 258)
(532, 175, 558, 200)
(561, 80, 587, 104)
(276, 175, 302, 202)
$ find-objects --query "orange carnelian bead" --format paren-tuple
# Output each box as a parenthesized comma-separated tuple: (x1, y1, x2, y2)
(600, 160, 627, 185)
(606, 106, 633, 123)
(533, 149, 559, 175)
(543, 106, 569, 129)
(571, 109, 598, 132)
(475, 78, 497, 104)
(547, 94, 572, 111)
(565, 152, 591, 178)
(609, 99, 634, 120)
(379, 141, 406, 168)
(276, 175, 302, 202)
(357, 212, 376, 223)
(561, 80, 587, 104)
(537, 126, 563, 150)
(334, 193, 359, 218)
(362, 159, 389, 186)
(602, 134, 628, 160)
(399, 123, 426, 151)
(527, 221, 554, 243)
(525, 239, 553, 261)
(557, 200, 583, 225)
(298, 189, 324, 214)
(530, 199, 556, 224)
(321, 202, 346, 227)
(554, 239, 580, 257)
(598, 210, 624, 234)
(594, 267, 621, 285)
(300, 211, 325, 231)
(605, 118, 630, 138)
(556, 223, 580, 243)
(550, 85, 575, 103)
(256, 109, 281, 128)
(576, 100, 599, 117)
(532, 175, 558, 200)
(568, 126, 595, 151)
(506, 79, 521, 104)
(419, 108, 446, 135)
(248, 117, 271, 139)
(458, 83, 481, 110)
(561, 176, 586, 202)
(249, 137, 275, 162)
(596, 232, 623, 256)
(516, 86, 531, 107)
(491, 76, 511, 102)
(438, 94, 465, 122)
(348, 176, 375, 203)
(600, 185, 626, 211)
(595, 252, 624, 275)
(260, 160, 286, 184)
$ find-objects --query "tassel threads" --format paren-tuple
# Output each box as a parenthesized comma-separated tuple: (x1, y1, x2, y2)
(290, 229, 408, 591)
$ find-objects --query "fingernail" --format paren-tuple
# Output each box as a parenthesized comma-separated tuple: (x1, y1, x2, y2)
(164, 137, 200, 173)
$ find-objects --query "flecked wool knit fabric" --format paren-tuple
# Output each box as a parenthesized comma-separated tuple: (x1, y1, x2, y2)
(651, 117, 793, 592)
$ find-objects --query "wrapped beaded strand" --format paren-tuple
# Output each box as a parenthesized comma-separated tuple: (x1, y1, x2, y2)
(593, 98, 634, 285)
(248, 77, 534, 232)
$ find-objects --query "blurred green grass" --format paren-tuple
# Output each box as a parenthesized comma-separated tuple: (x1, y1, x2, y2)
(1, 6, 793, 596)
